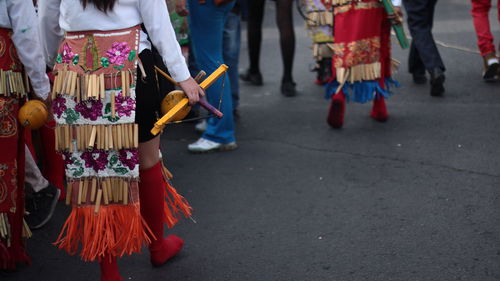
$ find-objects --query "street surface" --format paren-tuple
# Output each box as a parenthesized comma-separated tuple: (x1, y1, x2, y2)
(4, 0, 500, 280)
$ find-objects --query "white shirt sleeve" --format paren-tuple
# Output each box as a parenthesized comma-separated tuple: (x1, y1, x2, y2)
(7, 0, 50, 100)
(38, 0, 63, 69)
(392, 0, 401, 7)
(139, 0, 191, 82)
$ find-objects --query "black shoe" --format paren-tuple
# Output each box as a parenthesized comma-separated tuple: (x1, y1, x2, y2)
(412, 73, 427, 84)
(429, 68, 445, 97)
(483, 62, 499, 82)
(281, 81, 297, 97)
(25, 184, 61, 230)
(239, 69, 263, 86)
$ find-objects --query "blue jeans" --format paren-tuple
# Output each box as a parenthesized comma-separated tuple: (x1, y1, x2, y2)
(223, 11, 241, 110)
(188, 0, 236, 144)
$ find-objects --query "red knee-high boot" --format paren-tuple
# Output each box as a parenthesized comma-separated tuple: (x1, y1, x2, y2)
(139, 162, 184, 267)
(327, 91, 346, 128)
(99, 254, 123, 281)
(370, 94, 389, 122)
(39, 121, 66, 200)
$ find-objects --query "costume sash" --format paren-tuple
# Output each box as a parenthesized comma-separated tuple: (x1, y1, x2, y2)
(0, 27, 30, 269)
(52, 26, 150, 261)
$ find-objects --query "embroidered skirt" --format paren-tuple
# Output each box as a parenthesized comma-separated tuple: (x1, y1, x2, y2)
(52, 26, 150, 261)
(0, 27, 31, 270)
(325, 0, 397, 103)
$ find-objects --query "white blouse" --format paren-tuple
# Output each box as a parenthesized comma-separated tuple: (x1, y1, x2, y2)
(38, 0, 191, 83)
(0, 0, 50, 100)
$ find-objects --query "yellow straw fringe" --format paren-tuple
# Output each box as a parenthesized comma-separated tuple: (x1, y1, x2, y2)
(337, 62, 382, 84)
(0, 70, 27, 98)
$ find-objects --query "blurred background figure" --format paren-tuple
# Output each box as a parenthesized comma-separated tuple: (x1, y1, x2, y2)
(188, 0, 238, 152)
(223, 0, 246, 119)
(403, 0, 446, 96)
(299, 0, 333, 85)
(24, 146, 60, 230)
(239, 0, 298, 97)
(471, 0, 500, 81)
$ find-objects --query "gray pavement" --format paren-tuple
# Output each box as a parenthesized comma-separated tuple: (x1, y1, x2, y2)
(4, 0, 500, 280)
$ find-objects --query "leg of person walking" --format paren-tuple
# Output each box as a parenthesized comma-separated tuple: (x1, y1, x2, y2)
(24, 146, 60, 230)
(276, 0, 297, 96)
(403, 0, 446, 95)
(408, 42, 427, 84)
(188, 0, 237, 152)
(240, 0, 265, 85)
(223, 9, 242, 117)
(471, 0, 499, 81)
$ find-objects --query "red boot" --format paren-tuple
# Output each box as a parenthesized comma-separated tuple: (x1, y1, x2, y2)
(139, 162, 184, 267)
(327, 92, 346, 128)
(99, 254, 123, 281)
(39, 121, 66, 200)
(370, 94, 389, 122)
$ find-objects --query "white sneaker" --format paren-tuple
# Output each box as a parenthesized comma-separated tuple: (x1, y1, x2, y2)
(195, 120, 207, 133)
(187, 137, 237, 153)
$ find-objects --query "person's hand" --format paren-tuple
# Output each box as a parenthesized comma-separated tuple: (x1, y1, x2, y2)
(179, 77, 205, 105)
(33, 94, 54, 122)
(175, 0, 189, 16)
(388, 6, 403, 25)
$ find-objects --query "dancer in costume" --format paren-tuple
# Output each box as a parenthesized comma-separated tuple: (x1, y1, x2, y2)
(324, 0, 401, 128)
(0, 0, 51, 269)
(300, 0, 334, 85)
(39, 0, 204, 280)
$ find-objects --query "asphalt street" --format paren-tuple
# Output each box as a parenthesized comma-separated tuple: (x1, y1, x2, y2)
(4, 0, 500, 280)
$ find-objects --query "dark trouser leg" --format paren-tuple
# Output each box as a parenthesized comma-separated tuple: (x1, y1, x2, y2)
(403, 0, 445, 72)
(408, 41, 426, 75)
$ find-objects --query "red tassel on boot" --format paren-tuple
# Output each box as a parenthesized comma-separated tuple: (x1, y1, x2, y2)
(39, 121, 66, 200)
(139, 162, 184, 267)
(370, 94, 389, 122)
(327, 92, 346, 128)
(99, 254, 123, 281)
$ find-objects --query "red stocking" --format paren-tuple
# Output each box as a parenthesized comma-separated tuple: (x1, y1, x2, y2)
(99, 254, 123, 281)
(39, 121, 66, 200)
(370, 94, 389, 122)
(327, 92, 346, 128)
(139, 162, 184, 267)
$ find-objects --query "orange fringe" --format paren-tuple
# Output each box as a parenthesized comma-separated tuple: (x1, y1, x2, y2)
(161, 166, 192, 228)
(54, 203, 152, 261)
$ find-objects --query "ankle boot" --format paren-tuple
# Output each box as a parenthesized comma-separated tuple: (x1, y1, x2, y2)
(99, 254, 123, 281)
(327, 92, 345, 128)
(139, 162, 184, 267)
(39, 121, 65, 200)
(370, 95, 389, 122)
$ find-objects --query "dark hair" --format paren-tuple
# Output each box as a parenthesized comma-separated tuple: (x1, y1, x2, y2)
(80, 0, 117, 13)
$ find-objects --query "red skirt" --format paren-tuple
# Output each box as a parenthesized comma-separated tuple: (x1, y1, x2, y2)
(0, 27, 30, 270)
(326, 0, 396, 103)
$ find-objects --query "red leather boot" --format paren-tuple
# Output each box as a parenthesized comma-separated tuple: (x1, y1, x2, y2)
(370, 94, 389, 122)
(99, 254, 123, 281)
(327, 92, 346, 128)
(139, 162, 184, 267)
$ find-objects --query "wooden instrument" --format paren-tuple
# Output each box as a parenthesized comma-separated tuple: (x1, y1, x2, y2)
(151, 64, 228, 136)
